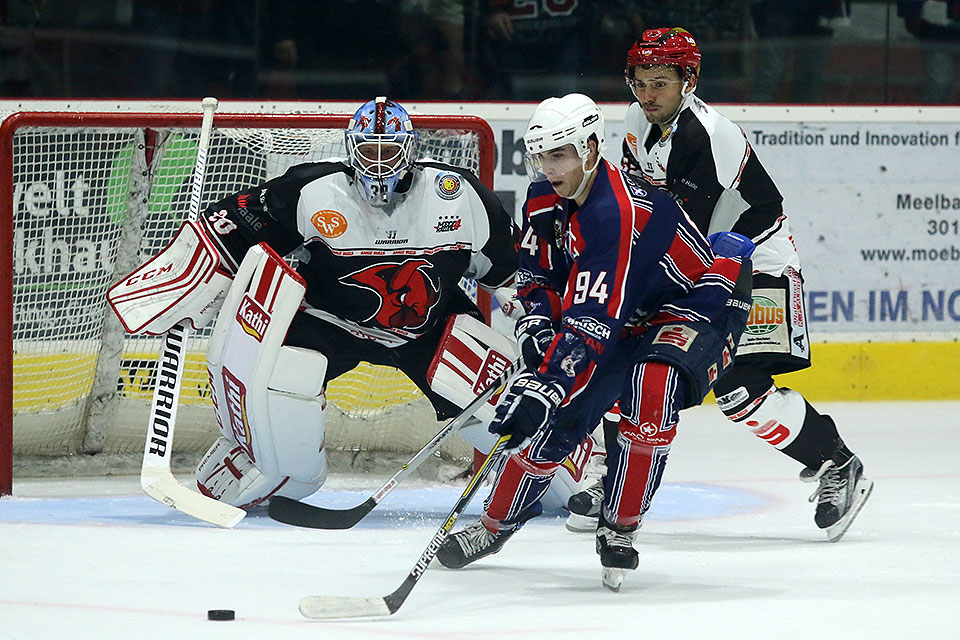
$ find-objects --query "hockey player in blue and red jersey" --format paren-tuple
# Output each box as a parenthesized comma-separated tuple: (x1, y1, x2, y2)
(436, 93, 755, 591)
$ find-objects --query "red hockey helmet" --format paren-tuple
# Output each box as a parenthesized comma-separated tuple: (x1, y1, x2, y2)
(626, 27, 701, 80)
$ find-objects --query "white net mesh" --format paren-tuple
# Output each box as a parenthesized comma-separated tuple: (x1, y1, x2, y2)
(8, 113, 490, 473)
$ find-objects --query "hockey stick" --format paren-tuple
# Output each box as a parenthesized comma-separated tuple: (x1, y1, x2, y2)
(299, 432, 513, 619)
(268, 357, 521, 529)
(139, 97, 245, 528)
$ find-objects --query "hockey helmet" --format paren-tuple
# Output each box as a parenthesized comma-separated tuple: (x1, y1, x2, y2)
(522, 93, 606, 199)
(626, 27, 701, 81)
(345, 97, 419, 207)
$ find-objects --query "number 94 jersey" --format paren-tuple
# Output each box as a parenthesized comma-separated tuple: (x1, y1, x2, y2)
(517, 159, 744, 399)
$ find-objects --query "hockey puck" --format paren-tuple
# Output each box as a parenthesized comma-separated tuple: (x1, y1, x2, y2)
(207, 609, 235, 621)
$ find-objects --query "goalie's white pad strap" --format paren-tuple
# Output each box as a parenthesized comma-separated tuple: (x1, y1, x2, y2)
(196, 436, 325, 509)
(107, 220, 231, 334)
(206, 243, 327, 482)
(426, 314, 519, 425)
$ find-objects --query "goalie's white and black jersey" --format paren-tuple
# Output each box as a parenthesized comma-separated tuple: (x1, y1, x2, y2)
(622, 94, 800, 277)
(199, 160, 517, 347)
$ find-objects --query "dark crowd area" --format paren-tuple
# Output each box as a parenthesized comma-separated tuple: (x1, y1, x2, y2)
(2, 0, 959, 105)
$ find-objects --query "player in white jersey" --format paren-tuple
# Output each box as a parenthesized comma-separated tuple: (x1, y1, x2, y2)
(565, 28, 872, 542)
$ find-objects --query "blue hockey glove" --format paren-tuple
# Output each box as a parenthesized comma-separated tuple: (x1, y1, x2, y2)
(707, 231, 755, 259)
(489, 371, 565, 451)
(514, 315, 556, 369)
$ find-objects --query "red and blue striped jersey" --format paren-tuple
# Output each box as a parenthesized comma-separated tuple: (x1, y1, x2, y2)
(517, 158, 744, 400)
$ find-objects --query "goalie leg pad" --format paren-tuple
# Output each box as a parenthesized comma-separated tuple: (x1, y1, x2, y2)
(107, 220, 231, 334)
(426, 314, 519, 425)
(196, 436, 324, 509)
(207, 243, 328, 486)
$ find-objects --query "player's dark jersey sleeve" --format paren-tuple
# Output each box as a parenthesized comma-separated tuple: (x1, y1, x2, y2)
(197, 162, 346, 272)
(667, 113, 784, 242)
(515, 183, 568, 320)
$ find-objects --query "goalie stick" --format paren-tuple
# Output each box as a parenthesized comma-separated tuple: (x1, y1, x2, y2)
(299, 432, 513, 620)
(139, 97, 245, 528)
(267, 357, 522, 529)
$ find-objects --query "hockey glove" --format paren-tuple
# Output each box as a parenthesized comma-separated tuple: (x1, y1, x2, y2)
(515, 315, 556, 369)
(489, 371, 565, 451)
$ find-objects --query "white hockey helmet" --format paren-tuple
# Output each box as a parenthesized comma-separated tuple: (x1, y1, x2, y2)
(522, 93, 606, 197)
(523, 93, 606, 160)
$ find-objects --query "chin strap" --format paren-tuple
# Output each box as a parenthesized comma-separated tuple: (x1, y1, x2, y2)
(569, 155, 601, 201)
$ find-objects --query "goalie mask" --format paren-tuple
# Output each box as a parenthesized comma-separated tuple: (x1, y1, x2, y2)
(522, 93, 606, 201)
(346, 97, 419, 208)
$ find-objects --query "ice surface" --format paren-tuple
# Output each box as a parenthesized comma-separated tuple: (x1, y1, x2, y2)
(3, 401, 958, 639)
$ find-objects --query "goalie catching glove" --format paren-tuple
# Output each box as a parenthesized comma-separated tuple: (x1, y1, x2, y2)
(489, 371, 564, 451)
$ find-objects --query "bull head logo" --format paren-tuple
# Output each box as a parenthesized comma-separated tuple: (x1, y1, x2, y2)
(341, 259, 440, 330)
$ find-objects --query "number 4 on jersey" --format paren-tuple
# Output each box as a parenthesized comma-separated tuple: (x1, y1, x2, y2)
(573, 270, 608, 305)
(520, 227, 538, 256)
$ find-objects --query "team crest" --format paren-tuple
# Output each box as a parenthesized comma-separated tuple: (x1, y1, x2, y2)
(340, 259, 440, 330)
(311, 209, 348, 239)
(435, 172, 462, 200)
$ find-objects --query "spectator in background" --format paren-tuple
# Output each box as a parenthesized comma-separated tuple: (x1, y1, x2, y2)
(393, 0, 467, 99)
(898, 0, 960, 103)
(258, 1, 300, 99)
(477, 0, 643, 100)
(749, 0, 850, 102)
(1, 0, 63, 96)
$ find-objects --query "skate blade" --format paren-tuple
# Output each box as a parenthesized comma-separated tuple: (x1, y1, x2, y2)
(602, 567, 627, 592)
(826, 476, 874, 542)
(565, 512, 599, 533)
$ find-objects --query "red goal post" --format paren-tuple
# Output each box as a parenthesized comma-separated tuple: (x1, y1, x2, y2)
(0, 109, 496, 495)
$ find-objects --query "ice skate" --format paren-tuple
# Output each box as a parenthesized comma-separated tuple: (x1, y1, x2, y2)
(436, 521, 515, 569)
(596, 515, 639, 592)
(565, 445, 606, 532)
(566, 479, 603, 532)
(801, 454, 873, 542)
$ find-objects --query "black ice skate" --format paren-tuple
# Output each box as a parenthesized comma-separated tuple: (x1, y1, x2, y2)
(436, 521, 515, 569)
(566, 479, 603, 532)
(596, 515, 639, 592)
(800, 453, 874, 542)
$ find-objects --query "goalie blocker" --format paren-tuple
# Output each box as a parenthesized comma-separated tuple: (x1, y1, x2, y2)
(107, 220, 232, 334)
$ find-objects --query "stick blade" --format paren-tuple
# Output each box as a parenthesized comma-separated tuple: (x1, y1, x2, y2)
(299, 595, 393, 620)
(142, 474, 245, 528)
(268, 495, 374, 529)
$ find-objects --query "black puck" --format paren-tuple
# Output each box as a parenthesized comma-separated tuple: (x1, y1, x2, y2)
(207, 609, 235, 621)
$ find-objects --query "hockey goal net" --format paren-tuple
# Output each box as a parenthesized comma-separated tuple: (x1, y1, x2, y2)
(0, 109, 496, 494)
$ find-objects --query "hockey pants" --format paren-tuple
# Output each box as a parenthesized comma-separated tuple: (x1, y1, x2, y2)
(481, 356, 689, 532)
